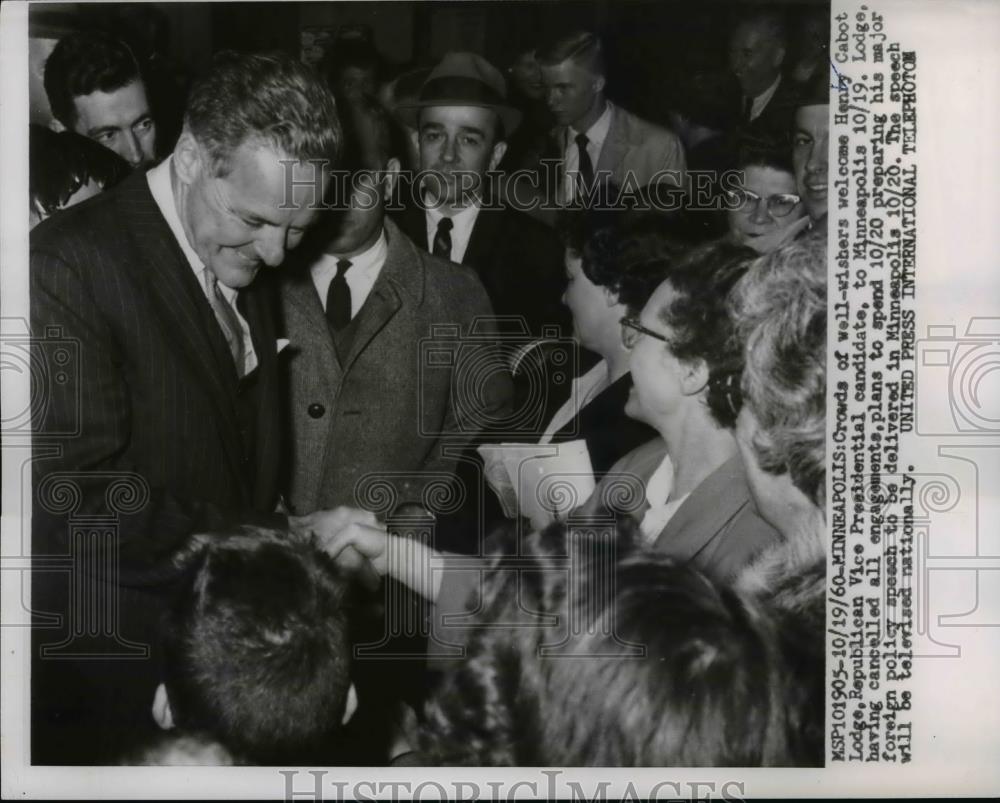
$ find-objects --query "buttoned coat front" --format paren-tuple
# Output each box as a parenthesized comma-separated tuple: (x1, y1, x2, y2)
(278, 218, 509, 515)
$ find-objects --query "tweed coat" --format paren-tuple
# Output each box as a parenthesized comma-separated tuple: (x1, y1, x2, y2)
(278, 218, 511, 515)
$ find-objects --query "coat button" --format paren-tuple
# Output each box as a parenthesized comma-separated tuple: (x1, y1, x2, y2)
(307, 403, 325, 419)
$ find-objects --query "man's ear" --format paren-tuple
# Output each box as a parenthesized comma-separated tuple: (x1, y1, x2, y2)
(603, 286, 621, 308)
(408, 126, 420, 161)
(772, 44, 787, 69)
(341, 682, 358, 725)
(679, 357, 710, 397)
(488, 140, 508, 173)
(380, 156, 401, 203)
(152, 682, 175, 730)
(173, 130, 204, 186)
(592, 73, 607, 96)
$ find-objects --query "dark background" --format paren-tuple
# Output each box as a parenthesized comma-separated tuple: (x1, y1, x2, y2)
(29, 0, 829, 128)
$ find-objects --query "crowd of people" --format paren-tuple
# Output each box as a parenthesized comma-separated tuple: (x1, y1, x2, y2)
(29, 5, 830, 767)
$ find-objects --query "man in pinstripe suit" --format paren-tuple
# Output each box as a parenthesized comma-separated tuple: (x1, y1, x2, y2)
(29, 52, 380, 764)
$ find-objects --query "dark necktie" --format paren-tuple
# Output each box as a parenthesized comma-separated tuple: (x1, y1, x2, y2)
(432, 217, 453, 259)
(325, 258, 352, 331)
(207, 275, 245, 377)
(575, 132, 595, 194)
(743, 96, 754, 122)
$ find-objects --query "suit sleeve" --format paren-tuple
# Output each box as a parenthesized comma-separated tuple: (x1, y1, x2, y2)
(30, 247, 286, 586)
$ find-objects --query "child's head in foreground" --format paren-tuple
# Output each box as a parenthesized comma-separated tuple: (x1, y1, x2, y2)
(151, 528, 356, 765)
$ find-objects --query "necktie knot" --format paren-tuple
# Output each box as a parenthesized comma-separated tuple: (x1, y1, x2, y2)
(575, 132, 590, 149)
(326, 259, 353, 331)
(432, 217, 453, 259)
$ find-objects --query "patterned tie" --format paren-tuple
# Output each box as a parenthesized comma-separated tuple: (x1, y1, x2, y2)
(432, 217, 453, 259)
(207, 274, 245, 377)
(575, 132, 595, 195)
(325, 258, 352, 331)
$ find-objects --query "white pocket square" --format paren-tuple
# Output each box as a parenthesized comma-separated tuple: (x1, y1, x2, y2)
(277, 338, 291, 354)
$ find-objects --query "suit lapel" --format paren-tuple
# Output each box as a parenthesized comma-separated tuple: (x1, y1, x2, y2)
(595, 104, 629, 177)
(339, 220, 419, 374)
(115, 173, 247, 481)
(462, 206, 501, 271)
(281, 267, 343, 390)
(240, 281, 281, 502)
(653, 456, 750, 560)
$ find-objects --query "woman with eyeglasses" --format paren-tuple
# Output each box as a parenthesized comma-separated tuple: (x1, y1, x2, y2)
(584, 240, 782, 583)
(725, 148, 810, 254)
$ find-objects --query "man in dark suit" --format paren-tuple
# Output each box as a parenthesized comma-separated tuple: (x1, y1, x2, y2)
(392, 51, 569, 339)
(29, 52, 375, 764)
(279, 95, 510, 516)
(727, 10, 801, 146)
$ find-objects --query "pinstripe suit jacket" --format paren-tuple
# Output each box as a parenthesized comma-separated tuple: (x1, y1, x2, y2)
(29, 169, 284, 762)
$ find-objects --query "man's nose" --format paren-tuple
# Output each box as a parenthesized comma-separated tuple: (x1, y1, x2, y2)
(254, 229, 286, 267)
(441, 135, 459, 163)
(545, 88, 559, 109)
(122, 132, 143, 167)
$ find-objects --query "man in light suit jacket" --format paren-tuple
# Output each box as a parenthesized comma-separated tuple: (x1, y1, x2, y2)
(537, 31, 687, 209)
(278, 95, 511, 518)
(29, 53, 371, 764)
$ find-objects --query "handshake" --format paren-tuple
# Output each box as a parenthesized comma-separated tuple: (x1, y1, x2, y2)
(289, 507, 441, 602)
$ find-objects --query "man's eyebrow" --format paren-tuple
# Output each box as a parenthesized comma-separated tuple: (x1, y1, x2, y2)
(87, 125, 121, 138)
(128, 111, 153, 127)
(458, 125, 487, 138)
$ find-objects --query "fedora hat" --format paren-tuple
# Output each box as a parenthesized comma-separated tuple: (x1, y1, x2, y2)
(396, 51, 522, 136)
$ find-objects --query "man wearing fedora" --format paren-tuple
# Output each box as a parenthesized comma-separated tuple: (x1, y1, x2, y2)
(393, 51, 569, 341)
(537, 30, 687, 207)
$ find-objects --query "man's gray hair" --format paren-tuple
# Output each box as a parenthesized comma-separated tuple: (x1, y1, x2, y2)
(184, 51, 341, 175)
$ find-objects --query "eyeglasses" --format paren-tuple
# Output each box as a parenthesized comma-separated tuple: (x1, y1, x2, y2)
(724, 188, 802, 218)
(620, 316, 670, 349)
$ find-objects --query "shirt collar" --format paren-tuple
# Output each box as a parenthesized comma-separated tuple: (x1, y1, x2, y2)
(570, 101, 613, 148)
(751, 73, 782, 105)
(427, 201, 480, 229)
(322, 227, 388, 276)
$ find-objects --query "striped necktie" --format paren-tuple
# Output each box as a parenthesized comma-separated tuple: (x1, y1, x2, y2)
(207, 274, 245, 377)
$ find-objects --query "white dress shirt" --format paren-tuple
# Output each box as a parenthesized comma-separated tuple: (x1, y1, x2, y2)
(746, 74, 782, 122)
(147, 156, 258, 376)
(424, 202, 480, 264)
(639, 452, 690, 542)
(310, 228, 388, 318)
(562, 101, 613, 203)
